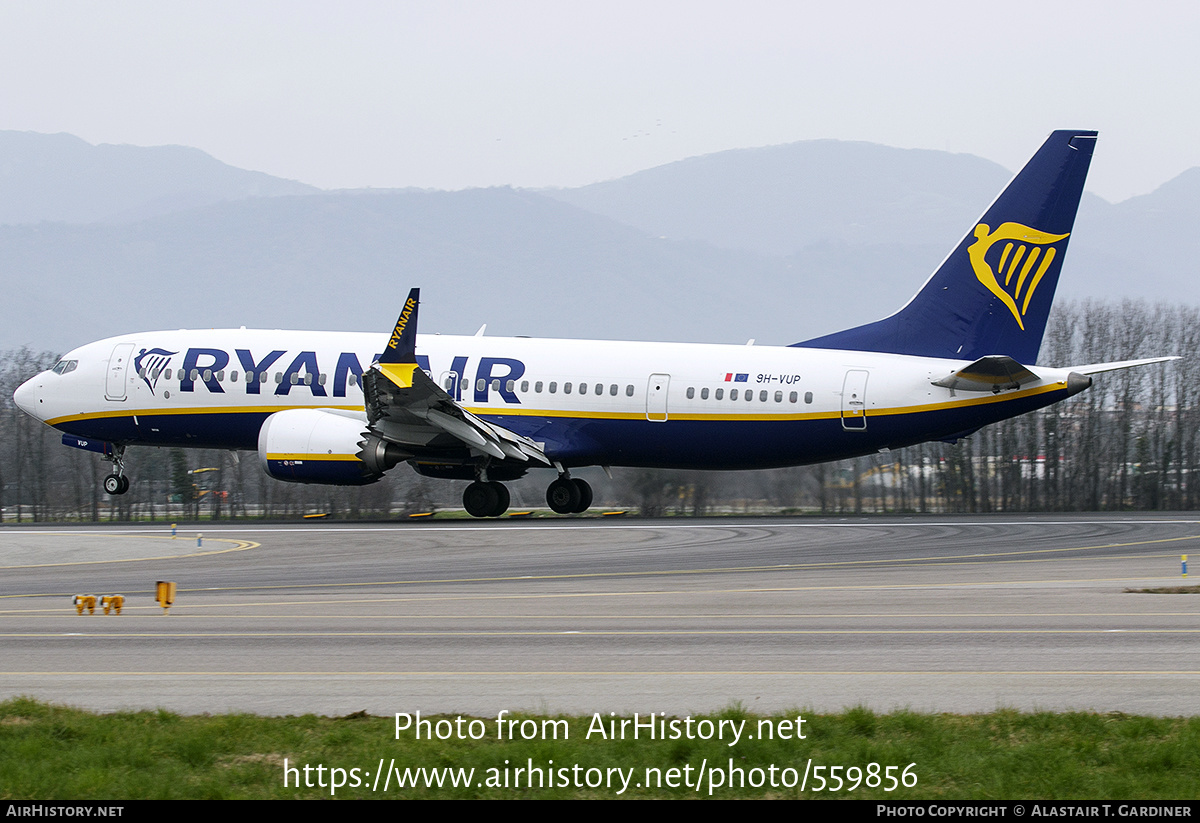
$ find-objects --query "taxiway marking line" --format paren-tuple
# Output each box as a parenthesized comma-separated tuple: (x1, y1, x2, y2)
(7, 628, 1200, 638)
(0, 537, 260, 569)
(5, 669, 1200, 676)
(2, 572, 1194, 603)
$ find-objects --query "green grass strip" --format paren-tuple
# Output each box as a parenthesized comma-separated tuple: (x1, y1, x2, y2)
(2, 698, 1198, 799)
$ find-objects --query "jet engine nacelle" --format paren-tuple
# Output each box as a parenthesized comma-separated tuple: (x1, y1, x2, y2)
(257, 408, 408, 485)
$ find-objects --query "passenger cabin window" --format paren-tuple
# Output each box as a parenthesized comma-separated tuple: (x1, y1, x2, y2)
(609, 384, 618, 396)
(805, 391, 813, 404)
(520, 380, 529, 392)
(535, 381, 543, 393)
(686, 387, 695, 399)
(549, 382, 557, 393)
(625, 385, 634, 397)
(564, 382, 572, 394)
(715, 388, 723, 400)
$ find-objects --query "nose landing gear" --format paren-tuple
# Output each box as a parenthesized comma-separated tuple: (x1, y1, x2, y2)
(103, 474, 130, 495)
(103, 445, 130, 495)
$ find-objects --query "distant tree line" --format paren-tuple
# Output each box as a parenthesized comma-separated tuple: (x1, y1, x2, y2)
(2, 300, 1196, 522)
(621, 300, 1199, 516)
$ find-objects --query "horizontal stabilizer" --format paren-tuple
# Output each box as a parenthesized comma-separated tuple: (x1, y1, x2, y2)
(1070, 356, 1179, 375)
(931, 355, 1039, 393)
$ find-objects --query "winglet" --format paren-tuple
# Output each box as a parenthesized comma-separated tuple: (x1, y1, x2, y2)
(380, 288, 420, 365)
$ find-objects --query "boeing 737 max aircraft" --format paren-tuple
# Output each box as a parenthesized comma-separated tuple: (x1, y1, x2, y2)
(12, 130, 1172, 516)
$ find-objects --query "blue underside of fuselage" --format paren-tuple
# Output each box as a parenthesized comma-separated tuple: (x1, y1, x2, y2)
(55, 388, 1068, 471)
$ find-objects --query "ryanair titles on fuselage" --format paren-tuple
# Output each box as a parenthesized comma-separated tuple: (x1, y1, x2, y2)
(141, 346, 527, 405)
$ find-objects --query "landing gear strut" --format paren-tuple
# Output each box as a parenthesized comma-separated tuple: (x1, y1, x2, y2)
(463, 480, 510, 517)
(546, 475, 591, 514)
(103, 445, 130, 495)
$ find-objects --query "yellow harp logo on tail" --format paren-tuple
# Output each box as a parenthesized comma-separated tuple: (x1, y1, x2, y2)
(967, 222, 1069, 330)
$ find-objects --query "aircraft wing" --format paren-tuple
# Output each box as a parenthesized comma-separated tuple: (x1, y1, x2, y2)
(361, 289, 549, 466)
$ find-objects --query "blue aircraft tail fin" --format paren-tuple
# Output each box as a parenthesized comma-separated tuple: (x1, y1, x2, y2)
(795, 130, 1097, 364)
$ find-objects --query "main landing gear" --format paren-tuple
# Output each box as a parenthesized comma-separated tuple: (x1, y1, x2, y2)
(460, 469, 593, 517)
(546, 476, 592, 514)
(103, 445, 130, 495)
(462, 480, 510, 518)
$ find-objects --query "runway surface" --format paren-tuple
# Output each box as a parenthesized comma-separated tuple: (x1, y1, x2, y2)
(2, 514, 1198, 716)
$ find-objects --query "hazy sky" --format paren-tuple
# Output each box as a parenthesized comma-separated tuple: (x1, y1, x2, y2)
(3, 1, 1197, 202)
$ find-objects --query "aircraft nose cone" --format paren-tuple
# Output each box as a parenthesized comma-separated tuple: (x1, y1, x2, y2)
(13, 376, 42, 418)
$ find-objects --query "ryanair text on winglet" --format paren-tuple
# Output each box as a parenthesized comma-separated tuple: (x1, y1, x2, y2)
(389, 298, 417, 350)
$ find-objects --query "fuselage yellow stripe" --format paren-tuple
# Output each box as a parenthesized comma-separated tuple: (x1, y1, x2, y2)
(47, 382, 1066, 429)
(46, 404, 362, 427)
(266, 453, 360, 462)
(466, 381, 1066, 422)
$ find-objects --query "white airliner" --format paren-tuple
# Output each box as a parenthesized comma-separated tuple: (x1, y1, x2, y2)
(13, 130, 1172, 517)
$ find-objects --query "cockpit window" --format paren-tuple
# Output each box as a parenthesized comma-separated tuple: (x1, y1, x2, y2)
(51, 360, 78, 375)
